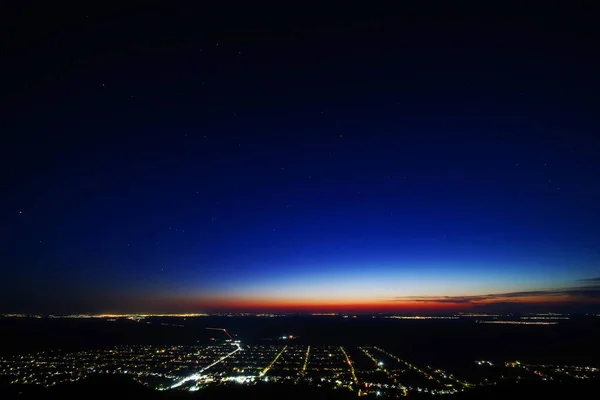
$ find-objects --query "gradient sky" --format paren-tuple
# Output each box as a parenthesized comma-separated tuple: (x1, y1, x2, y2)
(2, 4, 599, 313)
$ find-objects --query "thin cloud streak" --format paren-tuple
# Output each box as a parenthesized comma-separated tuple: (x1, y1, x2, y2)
(391, 279, 600, 305)
(578, 277, 600, 283)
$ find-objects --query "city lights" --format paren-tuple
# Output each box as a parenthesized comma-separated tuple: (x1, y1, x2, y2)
(1, 344, 598, 397)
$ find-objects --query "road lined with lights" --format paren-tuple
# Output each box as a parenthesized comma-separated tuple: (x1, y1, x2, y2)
(260, 345, 288, 377)
(170, 341, 242, 389)
(359, 346, 404, 394)
(339, 346, 358, 386)
(301, 346, 311, 375)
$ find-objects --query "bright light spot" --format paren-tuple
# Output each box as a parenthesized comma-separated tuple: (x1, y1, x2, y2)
(378, 361, 384, 366)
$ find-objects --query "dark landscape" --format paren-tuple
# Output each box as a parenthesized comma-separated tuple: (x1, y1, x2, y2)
(2, 315, 600, 367)
(1, 314, 600, 398)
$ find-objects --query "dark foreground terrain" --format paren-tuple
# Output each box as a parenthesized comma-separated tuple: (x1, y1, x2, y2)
(1, 375, 600, 400)
(2, 316, 600, 369)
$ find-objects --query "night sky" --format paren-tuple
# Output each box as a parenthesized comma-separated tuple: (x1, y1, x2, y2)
(2, 4, 599, 314)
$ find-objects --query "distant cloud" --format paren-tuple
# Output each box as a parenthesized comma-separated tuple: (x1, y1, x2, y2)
(391, 277, 600, 306)
(578, 277, 600, 283)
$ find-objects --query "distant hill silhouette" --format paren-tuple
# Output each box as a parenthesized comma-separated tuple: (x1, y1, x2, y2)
(2, 375, 599, 399)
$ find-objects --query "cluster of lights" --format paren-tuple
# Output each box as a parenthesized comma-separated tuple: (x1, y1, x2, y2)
(475, 359, 599, 383)
(213, 313, 288, 317)
(475, 320, 558, 325)
(454, 313, 505, 317)
(370, 346, 464, 390)
(386, 316, 459, 320)
(528, 313, 567, 316)
(47, 313, 210, 319)
(0, 312, 581, 321)
(1, 313, 292, 319)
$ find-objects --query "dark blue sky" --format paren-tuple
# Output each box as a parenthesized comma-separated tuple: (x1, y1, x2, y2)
(1, 4, 599, 313)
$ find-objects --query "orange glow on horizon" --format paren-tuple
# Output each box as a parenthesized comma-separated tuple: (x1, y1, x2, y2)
(130, 292, 596, 313)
